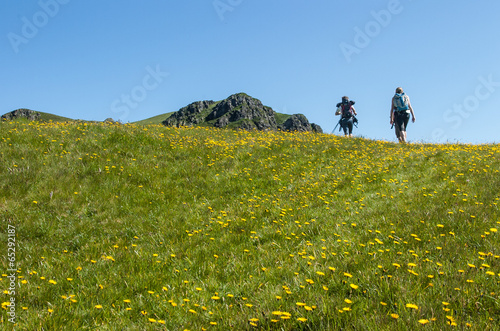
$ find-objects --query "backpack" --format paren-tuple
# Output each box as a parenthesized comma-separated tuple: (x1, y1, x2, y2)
(336, 100, 355, 118)
(394, 93, 409, 112)
(341, 103, 354, 118)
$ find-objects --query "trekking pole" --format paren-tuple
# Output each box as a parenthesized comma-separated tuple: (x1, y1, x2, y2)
(332, 120, 340, 133)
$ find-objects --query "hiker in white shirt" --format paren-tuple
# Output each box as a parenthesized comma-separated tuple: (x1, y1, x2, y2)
(390, 87, 416, 143)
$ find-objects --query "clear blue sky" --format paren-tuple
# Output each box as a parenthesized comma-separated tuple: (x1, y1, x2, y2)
(2, 0, 500, 143)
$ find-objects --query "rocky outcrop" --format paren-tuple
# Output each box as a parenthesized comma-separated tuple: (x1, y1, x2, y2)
(2, 109, 41, 121)
(163, 100, 215, 127)
(207, 93, 277, 130)
(278, 114, 323, 133)
(162, 93, 322, 133)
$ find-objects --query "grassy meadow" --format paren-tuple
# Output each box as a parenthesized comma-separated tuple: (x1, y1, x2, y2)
(0, 120, 499, 330)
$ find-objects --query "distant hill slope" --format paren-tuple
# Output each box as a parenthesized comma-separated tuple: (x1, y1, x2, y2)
(1, 108, 74, 122)
(133, 112, 175, 125)
(3, 93, 322, 132)
(162, 93, 323, 133)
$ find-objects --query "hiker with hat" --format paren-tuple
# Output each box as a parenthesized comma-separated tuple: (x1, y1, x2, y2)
(335, 96, 358, 137)
(390, 87, 416, 143)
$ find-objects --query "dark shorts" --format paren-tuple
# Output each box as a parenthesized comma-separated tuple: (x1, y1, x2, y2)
(340, 117, 354, 134)
(394, 111, 410, 137)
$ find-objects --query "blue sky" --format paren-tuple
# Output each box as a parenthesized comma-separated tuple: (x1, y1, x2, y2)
(2, 0, 499, 144)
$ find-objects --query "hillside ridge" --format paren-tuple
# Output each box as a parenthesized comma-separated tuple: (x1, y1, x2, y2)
(163, 93, 322, 132)
(2, 93, 322, 133)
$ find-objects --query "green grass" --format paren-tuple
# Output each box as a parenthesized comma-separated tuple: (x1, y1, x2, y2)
(133, 112, 174, 125)
(37, 112, 75, 122)
(0, 120, 499, 330)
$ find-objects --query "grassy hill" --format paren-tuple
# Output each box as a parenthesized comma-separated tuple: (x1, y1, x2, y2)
(133, 112, 174, 125)
(36, 111, 75, 122)
(0, 120, 499, 330)
(133, 110, 293, 127)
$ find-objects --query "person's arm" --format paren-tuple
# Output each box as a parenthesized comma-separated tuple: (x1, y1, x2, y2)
(390, 98, 395, 125)
(409, 103, 416, 122)
(352, 106, 357, 116)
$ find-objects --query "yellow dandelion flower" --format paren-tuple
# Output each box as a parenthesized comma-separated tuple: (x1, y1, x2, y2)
(123, 299, 131, 303)
(211, 296, 220, 300)
(48, 280, 57, 285)
(349, 284, 359, 290)
(95, 305, 103, 309)
(406, 303, 418, 310)
(391, 313, 399, 319)
(297, 317, 307, 322)
(344, 299, 353, 304)
(418, 319, 429, 325)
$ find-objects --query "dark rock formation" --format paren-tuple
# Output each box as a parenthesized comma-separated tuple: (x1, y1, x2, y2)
(162, 93, 322, 133)
(279, 114, 312, 132)
(206, 93, 277, 130)
(2, 109, 41, 121)
(163, 100, 215, 127)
